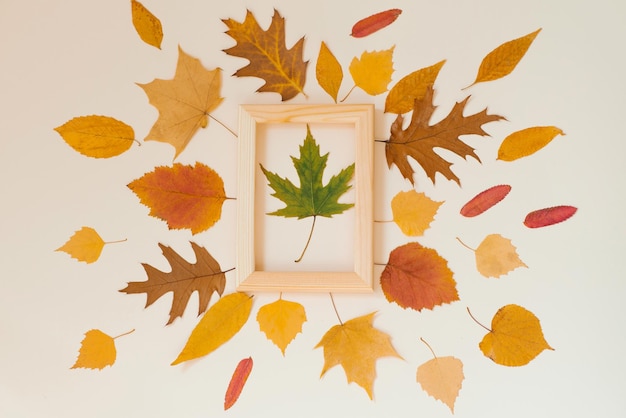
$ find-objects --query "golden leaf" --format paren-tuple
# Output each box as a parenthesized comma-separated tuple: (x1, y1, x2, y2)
(56, 227, 105, 264)
(475, 234, 527, 278)
(478, 304, 553, 367)
(71, 329, 134, 370)
(131, 0, 163, 49)
(315, 312, 401, 399)
(54, 115, 135, 158)
(384, 60, 445, 114)
(257, 298, 307, 355)
(391, 190, 442, 236)
(138, 46, 224, 158)
(417, 356, 464, 412)
(172, 293, 252, 365)
(349, 46, 395, 96)
(316, 41, 343, 103)
(497, 126, 565, 161)
(467, 28, 541, 88)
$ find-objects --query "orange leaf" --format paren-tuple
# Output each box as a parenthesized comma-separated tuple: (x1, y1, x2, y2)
(316, 41, 343, 103)
(222, 9, 307, 101)
(384, 60, 445, 114)
(257, 298, 307, 355)
(391, 190, 442, 236)
(349, 47, 395, 96)
(71, 329, 134, 370)
(497, 126, 565, 161)
(224, 357, 253, 410)
(54, 115, 135, 158)
(381, 242, 459, 311)
(56, 226, 107, 264)
(130, 0, 163, 49)
(138, 46, 224, 158)
(417, 348, 464, 413)
(315, 312, 401, 399)
(127, 162, 228, 234)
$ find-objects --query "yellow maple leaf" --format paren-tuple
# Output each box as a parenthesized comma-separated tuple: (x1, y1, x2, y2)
(71, 329, 134, 370)
(130, 0, 163, 49)
(257, 298, 307, 355)
(172, 293, 252, 365)
(417, 355, 464, 413)
(316, 41, 343, 103)
(384, 60, 445, 114)
(54, 115, 135, 158)
(349, 46, 395, 97)
(497, 126, 565, 161)
(474, 304, 554, 367)
(138, 46, 224, 159)
(56, 227, 125, 264)
(315, 312, 401, 399)
(391, 190, 442, 236)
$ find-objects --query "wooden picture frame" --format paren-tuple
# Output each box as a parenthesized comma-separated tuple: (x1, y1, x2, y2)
(236, 104, 374, 292)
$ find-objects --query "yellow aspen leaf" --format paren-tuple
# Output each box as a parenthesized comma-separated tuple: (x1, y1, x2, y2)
(56, 226, 111, 264)
(349, 46, 395, 96)
(71, 329, 134, 370)
(54, 115, 135, 158)
(497, 126, 565, 161)
(138, 46, 224, 159)
(466, 28, 541, 88)
(391, 190, 442, 236)
(130, 0, 163, 49)
(172, 293, 252, 365)
(315, 312, 402, 399)
(316, 41, 343, 103)
(384, 60, 445, 114)
(417, 356, 464, 413)
(476, 304, 554, 367)
(257, 298, 307, 355)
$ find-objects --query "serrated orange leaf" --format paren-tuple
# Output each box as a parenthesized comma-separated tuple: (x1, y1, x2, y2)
(476, 304, 553, 366)
(54, 115, 135, 158)
(131, 0, 163, 49)
(127, 162, 228, 234)
(391, 190, 442, 236)
(71, 329, 134, 370)
(257, 298, 307, 355)
(381, 242, 459, 311)
(138, 46, 223, 158)
(417, 355, 464, 412)
(497, 126, 565, 161)
(56, 227, 105, 264)
(467, 28, 541, 88)
(316, 41, 343, 103)
(349, 47, 395, 96)
(172, 293, 253, 365)
(315, 312, 401, 399)
(384, 60, 445, 114)
(459, 234, 527, 278)
(224, 357, 253, 410)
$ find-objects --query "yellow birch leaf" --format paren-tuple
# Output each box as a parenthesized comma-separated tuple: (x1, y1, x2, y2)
(384, 60, 445, 114)
(349, 46, 395, 96)
(257, 298, 307, 355)
(497, 126, 565, 161)
(56, 227, 105, 264)
(417, 356, 464, 413)
(54, 115, 135, 158)
(478, 304, 553, 367)
(316, 41, 343, 103)
(131, 0, 163, 49)
(467, 28, 541, 88)
(391, 190, 443, 236)
(475, 234, 527, 278)
(172, 293, 252, 365)
(71, 329, 134, 370)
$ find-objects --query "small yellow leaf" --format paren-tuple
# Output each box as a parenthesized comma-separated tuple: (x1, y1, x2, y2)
(56, 227, 105, 264)
(71, 330, 116, 370)
(391, 190, 443, 236)
(497, 126, 565, 161)
(468, 28, 541, 87)
(316, 41, 343, 103)
(54, 115, 135, 158)
(257, 298, 307, 355)
(131, 0, 163, 49)
(384, 60, 445, 114)
(172, 293, 252, 365)
(475, 234, 527, 278)
(479, 304, 553, 367)
(349, 46, 395, 96)
(417, 356, 464, 412)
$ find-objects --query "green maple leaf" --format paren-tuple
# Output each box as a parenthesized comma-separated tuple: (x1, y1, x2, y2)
(260, 125, 355, 262)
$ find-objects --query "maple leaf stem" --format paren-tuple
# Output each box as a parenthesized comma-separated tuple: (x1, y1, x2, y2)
(419, 337, 437, 359)
(466, 307, 492, 332)
(112, 328, 136, 340)
(329, 292, 343, 325)
(209, 114, 237, 138)
(294, 215, 317, 263)
(339, 85, 357, 103)
(456, 237, 476, 252)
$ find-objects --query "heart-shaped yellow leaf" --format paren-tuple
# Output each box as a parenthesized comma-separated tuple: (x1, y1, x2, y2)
(71, 329, 134, 370)
(475, 234, 527, 278)
(257, 298, 307, 355)
(391, 190, 442, 236)
(56, 227, 105, 264)
(417, 355, 464, 412)
(349, 47, 395, 96)
(316, 41, 343, 103)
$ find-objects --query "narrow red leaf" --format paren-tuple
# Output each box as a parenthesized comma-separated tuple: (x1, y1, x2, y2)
(524, 205, 577, 228)
(224, 357, 253, 410)
(350, 9, 402, 38)
(460, 185, 511, 217)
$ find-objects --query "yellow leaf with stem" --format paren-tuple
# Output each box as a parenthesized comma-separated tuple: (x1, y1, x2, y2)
(391, 190, 442, 236)
(54, 115, 136, 158)
(71, 329, 134, 370)
(416, 338, 464, 413)
(56, 227, 126, 264)
(316, 41, 343, 103)
(457, 234, 527, 278)
(257, 297, 307, 355)
(384, 60, 445, 114)
(131, 0, 163, 49)
(346, 47, 394, 99)
(497, 126, 565, 161)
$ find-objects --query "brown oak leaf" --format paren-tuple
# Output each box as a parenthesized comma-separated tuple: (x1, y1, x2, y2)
(120, 242, 226, 325)
(385, 86, 504, 185)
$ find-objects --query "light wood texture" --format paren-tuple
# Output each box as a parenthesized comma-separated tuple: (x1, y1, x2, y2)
(236, 104, 374, 292)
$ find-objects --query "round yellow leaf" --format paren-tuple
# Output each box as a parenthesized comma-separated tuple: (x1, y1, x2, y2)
(391, 190, 442, 236)
(349, 46, 395, 96)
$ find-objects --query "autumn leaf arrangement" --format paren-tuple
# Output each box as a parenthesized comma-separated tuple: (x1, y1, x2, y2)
(54, 2, 578, 413)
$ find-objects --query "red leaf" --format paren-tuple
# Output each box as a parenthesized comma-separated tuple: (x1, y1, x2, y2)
(224, 357, 253, 410)
(524, 205, 577, 228)
(460, 184, 511, 217)
(350, 9, 402, 38)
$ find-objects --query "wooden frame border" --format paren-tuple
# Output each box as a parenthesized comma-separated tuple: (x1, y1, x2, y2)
(236, 104, 374, 292)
